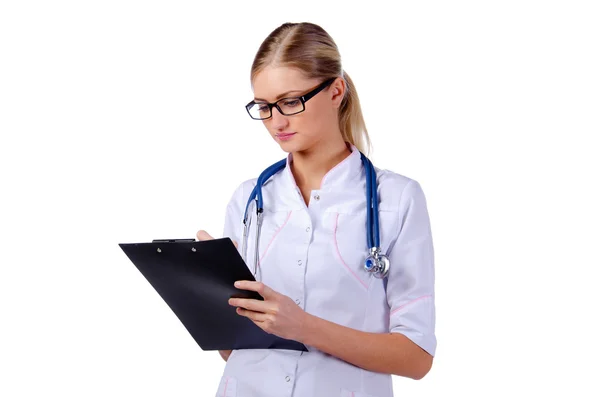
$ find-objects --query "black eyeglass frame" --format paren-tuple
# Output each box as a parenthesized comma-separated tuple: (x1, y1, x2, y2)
(245, 77, 337, 120)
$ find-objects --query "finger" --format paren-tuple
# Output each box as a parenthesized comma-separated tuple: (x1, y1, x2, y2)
(232, 240, 238, 249)
(235, 281, 276, 299)
(236, 307, 269, 322)
(196, 230, 214, 241)
(229, 297, 269, 313)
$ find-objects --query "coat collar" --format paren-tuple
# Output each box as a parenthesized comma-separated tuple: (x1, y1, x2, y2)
(283, 142, 363, 193)
(261, 142, 364, 212)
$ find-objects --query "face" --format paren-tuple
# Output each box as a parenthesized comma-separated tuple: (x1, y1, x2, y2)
(251, 65, 345, 153)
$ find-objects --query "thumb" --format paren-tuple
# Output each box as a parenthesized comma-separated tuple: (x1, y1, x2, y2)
(196, 229, 214, 241)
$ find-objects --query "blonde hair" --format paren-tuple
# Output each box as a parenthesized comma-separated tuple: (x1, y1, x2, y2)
(250, 22, 372, 155)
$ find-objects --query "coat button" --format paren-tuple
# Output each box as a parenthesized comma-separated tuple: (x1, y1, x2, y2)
(295, 298, 300, 304)
(313, 194, 320, 201)
(305, 227, 311, 232)
(297, 259, 302, 266)
(285, 375, 291, 382)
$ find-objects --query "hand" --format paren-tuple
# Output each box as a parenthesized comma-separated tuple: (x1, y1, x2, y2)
(196, 229, 238, 362)
(229, 281, 309, 342)
(218, 349, 232, 361)
(196, 229, 238, 249)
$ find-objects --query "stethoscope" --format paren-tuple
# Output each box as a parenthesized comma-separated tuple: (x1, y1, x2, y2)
(241, 151, 390, 280)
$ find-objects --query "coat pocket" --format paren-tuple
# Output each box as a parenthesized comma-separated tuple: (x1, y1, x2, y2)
(330, 212, 373, 290)
(244, 209, 292, 272)
(330, 210, 398, 290)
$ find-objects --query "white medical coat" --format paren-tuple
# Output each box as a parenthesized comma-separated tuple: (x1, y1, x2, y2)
(216, 144, 436, 397)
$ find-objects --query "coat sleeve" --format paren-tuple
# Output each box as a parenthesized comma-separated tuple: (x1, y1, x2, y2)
(385, 179, 437, 356)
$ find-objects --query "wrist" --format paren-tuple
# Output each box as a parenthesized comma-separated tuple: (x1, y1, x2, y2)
(299, 312, 319, 345)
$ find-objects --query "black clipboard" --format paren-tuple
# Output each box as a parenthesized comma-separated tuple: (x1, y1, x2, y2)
(118, 238, 307, 352)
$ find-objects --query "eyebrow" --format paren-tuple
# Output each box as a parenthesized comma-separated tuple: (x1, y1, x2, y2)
(254, 89, 304, 102)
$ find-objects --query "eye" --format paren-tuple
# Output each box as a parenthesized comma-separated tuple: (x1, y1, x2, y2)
(283, 99, 300, 107)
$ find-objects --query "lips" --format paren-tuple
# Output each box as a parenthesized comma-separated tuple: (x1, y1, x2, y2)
(276, 132, 296, 138)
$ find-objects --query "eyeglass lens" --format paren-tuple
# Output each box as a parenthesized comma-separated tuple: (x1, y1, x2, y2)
(248, 98, 304, 119)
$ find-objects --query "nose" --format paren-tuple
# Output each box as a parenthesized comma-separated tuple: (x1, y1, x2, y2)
(268, 106, 289, 129)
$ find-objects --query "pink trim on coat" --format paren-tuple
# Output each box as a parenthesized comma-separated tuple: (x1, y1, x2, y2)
(257, 211, 293, 267)
(222, 377, 229, 396)
(390, 295, 431, 316)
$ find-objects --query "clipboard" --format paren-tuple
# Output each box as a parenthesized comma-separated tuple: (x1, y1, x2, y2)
(118, 237, 307, 352)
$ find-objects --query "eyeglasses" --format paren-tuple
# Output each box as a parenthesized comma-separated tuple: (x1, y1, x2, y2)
(245, 77, 337, 120)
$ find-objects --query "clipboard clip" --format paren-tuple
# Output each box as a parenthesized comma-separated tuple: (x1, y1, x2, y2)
(152, 238, 196, 243)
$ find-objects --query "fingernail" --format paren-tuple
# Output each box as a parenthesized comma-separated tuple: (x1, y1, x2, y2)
(234, 281, 241, 287)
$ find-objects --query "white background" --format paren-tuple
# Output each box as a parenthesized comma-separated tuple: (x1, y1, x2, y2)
(1, 1, 599, 396)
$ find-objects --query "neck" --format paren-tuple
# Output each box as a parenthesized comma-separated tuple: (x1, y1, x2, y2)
(290, 139, 352, 190)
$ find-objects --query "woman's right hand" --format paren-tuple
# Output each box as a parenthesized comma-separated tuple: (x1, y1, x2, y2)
(196, 229, 236, 362)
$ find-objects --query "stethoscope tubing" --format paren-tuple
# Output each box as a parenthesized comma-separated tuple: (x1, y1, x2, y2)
(241, 151, 388, 278)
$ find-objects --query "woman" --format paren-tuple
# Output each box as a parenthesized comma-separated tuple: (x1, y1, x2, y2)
(197, 22, 436, 397)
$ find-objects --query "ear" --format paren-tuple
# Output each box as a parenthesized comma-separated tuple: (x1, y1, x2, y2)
(330, 77, 346, 109)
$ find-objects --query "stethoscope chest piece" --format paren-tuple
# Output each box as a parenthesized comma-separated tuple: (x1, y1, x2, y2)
(364, 248, 390, 279)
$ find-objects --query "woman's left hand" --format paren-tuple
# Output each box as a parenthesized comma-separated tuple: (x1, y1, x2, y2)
(229, 281, 309, 342)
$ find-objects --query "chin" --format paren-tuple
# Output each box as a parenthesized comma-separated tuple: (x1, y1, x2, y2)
(273, 134, 318, 154)
(278, 143, 296, 154)
(275, 138, 302, 153)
